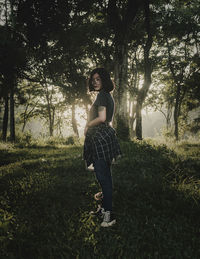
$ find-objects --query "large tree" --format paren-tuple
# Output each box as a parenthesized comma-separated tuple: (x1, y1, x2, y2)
(106, 0, 143, 140)
(159, 0, 200, 140)
(1, 0, 199, 142)
(0, 0, 27, 141)
(135, 0, 153, 140)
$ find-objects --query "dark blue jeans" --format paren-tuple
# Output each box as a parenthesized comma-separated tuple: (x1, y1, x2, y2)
(93, 159, 113, 212)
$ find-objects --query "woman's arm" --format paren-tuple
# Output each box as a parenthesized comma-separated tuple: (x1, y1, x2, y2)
(87, 106, 106, 127)
(84, 106, 106, 135)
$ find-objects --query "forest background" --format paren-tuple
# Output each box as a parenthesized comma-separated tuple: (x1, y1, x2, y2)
(0, 0, 199, 143)
(1, 1, 200, 258)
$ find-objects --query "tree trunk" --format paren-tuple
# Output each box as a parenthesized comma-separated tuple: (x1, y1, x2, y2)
(166, 37, 188, 141)
(22, 119, 26, 132)
(135, 0, 152, 140)
(72, 103, 79, 137)
(135, 100, 143, 140)
(49, 106, 55, 137)
(129, 100, 136, 138)
(47, 106, 52, 137)
(58, 117, 63, 137)
(166, 104, 172, 129)
(106, 0, 142, 140)
(44, 84, 54, 137)
(10, 89, 15, 142)
(129, 50, 139, 138)
(2, 95, 9, 141)
(113, 44, 130, 141)
(174, 84, 181, 140)
(22, 103, 29, 132)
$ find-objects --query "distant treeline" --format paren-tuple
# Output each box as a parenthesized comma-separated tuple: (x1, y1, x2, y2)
(0, 0, 199, 141)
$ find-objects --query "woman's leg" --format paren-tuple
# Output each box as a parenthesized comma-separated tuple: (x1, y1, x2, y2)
(93, 159, 112, 211)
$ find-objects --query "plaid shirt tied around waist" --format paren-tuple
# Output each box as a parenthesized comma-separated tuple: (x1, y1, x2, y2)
(83, 123, 122, 167)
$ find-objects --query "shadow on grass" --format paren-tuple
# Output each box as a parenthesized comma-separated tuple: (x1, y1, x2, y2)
(1, 140, 200, 258)
(0, 145, 81, 166)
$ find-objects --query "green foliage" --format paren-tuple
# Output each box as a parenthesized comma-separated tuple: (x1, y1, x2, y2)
(161, 126, 175, 139)
(6, 131, 33, 147)
(0, 139, 200, 258)
(45, 135, 80, 146)
(189, 118, 200, 134)
(65, 135, 80, 145)
(1, 0, 199, 142)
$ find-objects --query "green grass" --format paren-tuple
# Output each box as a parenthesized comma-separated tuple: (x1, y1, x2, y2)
(0, 140, 200, 258)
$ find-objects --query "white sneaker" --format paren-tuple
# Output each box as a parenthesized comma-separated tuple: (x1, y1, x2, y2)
(101, 211, 116, 227)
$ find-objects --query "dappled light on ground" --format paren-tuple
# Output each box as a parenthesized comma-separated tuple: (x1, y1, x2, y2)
(0, 140, 200, 258)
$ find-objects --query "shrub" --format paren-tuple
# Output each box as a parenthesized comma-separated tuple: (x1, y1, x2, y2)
(65, 135, 79, 145)
(13, 131, 33, 146)
(161, 126, 174, 139)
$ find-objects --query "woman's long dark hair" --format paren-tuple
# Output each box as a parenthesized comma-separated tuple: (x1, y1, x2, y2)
(88, 68, 114, 93)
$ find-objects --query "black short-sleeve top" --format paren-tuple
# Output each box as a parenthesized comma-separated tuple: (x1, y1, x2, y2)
(88, 89, 114, 123)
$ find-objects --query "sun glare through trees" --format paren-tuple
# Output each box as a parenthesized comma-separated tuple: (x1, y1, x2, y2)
(0, 0, 200, 257)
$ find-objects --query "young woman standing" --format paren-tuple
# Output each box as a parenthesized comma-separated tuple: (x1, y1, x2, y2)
(83, 68, 121, 227)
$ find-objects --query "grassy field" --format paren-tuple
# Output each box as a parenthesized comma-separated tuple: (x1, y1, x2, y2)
(0, 139, 200, 259)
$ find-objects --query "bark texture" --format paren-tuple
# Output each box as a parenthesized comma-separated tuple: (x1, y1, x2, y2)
(72, 103, 79, 137)
(113, 45, 129, 140)
(135, 0, 153, 140)
(2, 95, 9, 141)
(107, 0, 142, 140)
(45, 84, 55, 137)
(166, 40, 187, 140)
(10, 88, 15, 142)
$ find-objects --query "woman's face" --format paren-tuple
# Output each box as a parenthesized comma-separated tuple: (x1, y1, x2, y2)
(92, 73, 102, 91)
